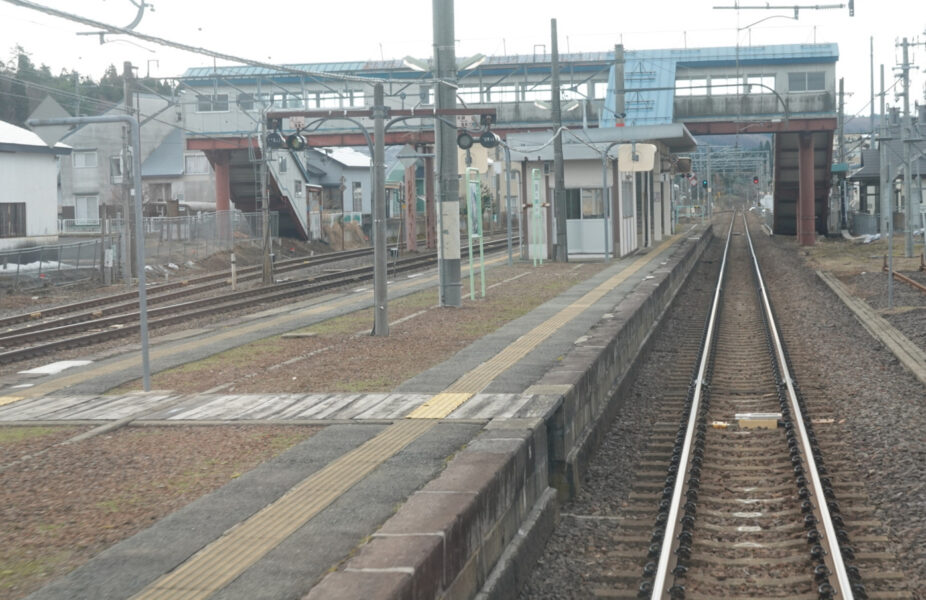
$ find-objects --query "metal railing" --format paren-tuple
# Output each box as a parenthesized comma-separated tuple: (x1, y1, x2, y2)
(0, 239, 102, 291)
(3, 211, 278, 291)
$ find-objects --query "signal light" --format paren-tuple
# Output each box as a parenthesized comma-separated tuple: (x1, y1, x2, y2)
(701, 179, 708, 188)
(286, 134, 306, 151)
(457, 131, 474, 150)
(753, 176, 759, 184)
(479, 131, 498, 148)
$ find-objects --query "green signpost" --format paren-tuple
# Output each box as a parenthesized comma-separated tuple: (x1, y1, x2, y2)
(465, 168, 486, 298)
(531, 168, 544, 266)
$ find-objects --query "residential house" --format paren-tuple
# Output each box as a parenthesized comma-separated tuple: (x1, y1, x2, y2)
(0, 120, 70, 250)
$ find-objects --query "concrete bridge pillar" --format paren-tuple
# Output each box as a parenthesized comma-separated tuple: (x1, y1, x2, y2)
(798, 133, 816, 246)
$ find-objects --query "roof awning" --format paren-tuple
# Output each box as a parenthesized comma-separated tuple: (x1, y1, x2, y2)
(506, 123, 697, 163)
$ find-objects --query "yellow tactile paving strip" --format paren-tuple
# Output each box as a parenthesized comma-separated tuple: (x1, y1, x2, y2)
(406, 234, 680, 419)
(131, 419, 436, 600)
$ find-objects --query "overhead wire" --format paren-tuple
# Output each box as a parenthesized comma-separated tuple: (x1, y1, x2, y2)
(0, 0, 388, 85)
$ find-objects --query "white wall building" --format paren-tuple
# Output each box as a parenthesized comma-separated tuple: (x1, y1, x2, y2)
(0, 120, 70, 251)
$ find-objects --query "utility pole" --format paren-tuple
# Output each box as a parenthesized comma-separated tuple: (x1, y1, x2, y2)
(260, 116, 272, 285)
(433, 0, 462, 307)
(838, 77, 847, 229)
(121, 61, 134, 282)
(869, 37, 875, 136)
(372, 83, 388, 336)
(551, 18, 567, 262)
(879, 65, 891, 236)
(896, 37, 921, 257)
(615, 44, 625, 126)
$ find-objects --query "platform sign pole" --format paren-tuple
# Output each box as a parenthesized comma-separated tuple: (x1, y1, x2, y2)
(531, 168, 544, 266)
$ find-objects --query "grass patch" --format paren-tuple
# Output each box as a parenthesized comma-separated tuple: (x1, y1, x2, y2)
(0, 427, 67, 445)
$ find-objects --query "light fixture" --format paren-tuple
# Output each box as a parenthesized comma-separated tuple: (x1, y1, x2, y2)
(564, 100, 580, 112)
(456, 53, 486, 71)
(402, 56, 430, 72)
(534, 101, 550, 110)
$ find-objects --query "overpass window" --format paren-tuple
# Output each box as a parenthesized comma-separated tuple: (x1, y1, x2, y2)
(237, 93, 255, 110)
(523, 84, 551, 102)
(196, 94, 229, 112)
(488, 85, 517, 102)
(318, 92, 344, 108)
(419, 85, 433, 104)
(272, 92, 304, 109)
(788, 71, 826, 92)
(675, 78, 707, 96)
(745, 75, 776, 94)
(710, 77, 742, 95)
(457, 86, 482, 104)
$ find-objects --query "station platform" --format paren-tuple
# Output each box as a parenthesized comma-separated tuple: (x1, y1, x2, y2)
(3, 224, 712, 600)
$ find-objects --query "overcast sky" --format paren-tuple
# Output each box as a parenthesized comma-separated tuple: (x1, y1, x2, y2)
(0, 0, 923, 117)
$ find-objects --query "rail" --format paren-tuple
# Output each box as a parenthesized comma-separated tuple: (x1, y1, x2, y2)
(649, 211, 854, 599)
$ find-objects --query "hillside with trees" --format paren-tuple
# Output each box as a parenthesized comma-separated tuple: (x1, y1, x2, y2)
(0, 45, 174, 127)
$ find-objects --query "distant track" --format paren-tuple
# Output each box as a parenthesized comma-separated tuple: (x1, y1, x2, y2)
(0, 239, 508, 365)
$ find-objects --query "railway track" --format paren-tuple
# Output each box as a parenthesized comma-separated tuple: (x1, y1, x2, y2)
(0, 239, 507, 366)
(584, 213, 913, 600)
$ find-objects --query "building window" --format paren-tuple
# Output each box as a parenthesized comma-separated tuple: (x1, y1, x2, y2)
(72, 150, 98, 168)
(74, 195, 99, 225)
(294, 180, 303, 197)
(237, 93, 254, 111)
(565, 188, 604, 219)
(593, 82, 609, 99)
(279, 157, 287, 173)
(352, 181, 362, 212)
(184, 154, 210, 175)
(0, 203, 26, 237)
(196, 93, 229, 112)
(788, 71, 825, 92)
(110, 155, 124, 184)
